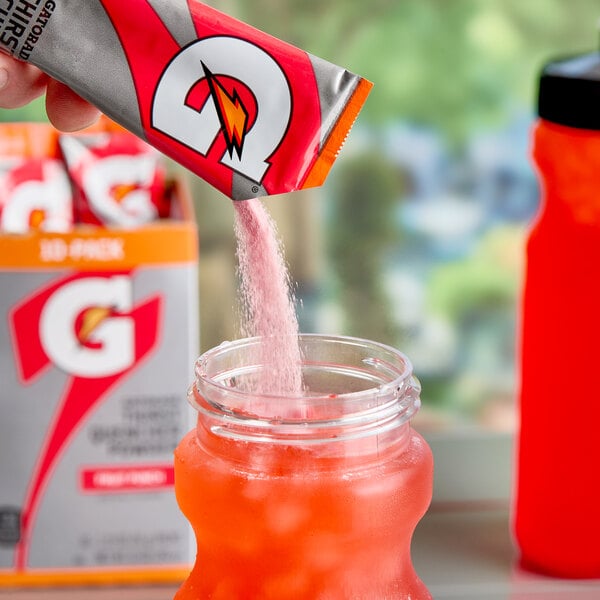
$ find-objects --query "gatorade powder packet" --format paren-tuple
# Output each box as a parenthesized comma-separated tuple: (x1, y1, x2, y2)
(59, 131, 169, 227)
(0, 1, 372, 200)
(0, 123, 73, 233)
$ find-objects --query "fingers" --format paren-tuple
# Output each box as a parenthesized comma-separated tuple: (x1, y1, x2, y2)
(0, 55, 49, 108)
(0, 54, 100, 132)
(45, 79, 101, 132)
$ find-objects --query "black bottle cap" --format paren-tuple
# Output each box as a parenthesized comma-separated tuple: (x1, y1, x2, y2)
(538, 51, 600, 129)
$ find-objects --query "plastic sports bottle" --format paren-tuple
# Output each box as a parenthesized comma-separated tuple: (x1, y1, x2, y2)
(515, 50, 600, 578)
(174, 334, 433, 599)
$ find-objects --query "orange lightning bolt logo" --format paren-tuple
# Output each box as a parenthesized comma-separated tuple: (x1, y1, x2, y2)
(202, 61, 250, 160)
(77, 306, 113, 345)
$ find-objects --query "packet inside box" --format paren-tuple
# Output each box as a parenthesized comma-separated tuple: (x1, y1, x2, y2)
(0, 119, 198, 587)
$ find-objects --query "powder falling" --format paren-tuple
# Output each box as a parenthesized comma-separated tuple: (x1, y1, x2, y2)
(233, 198, 303, 396)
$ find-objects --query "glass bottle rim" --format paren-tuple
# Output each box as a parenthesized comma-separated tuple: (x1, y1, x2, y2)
(189, 334, 421, 444)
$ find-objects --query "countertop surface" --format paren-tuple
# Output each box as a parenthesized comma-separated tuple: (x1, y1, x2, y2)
(414, 507, 600, 599)
(2, 506, 600, 599)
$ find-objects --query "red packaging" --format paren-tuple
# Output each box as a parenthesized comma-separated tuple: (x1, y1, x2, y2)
(0, 1, 372, 200)
(0, 124, 73, 233)
(59, 131, 169, 227)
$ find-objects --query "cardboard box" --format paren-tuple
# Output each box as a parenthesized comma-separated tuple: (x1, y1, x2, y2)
(0, 174, 198, 586)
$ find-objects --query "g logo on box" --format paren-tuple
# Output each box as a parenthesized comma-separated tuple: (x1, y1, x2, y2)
(39, 276, 134, 378)
(10, 272, 161, 383)
(152, 36, 292, 184)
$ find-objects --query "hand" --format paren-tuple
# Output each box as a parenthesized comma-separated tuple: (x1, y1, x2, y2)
(0, 54, 100, 132)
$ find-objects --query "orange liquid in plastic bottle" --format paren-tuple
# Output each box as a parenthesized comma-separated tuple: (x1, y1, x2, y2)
(515, 51, 600, 578)
(174, 335, 433, 599)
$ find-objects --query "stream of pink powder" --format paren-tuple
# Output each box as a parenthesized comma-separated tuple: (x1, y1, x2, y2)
(233, 198, 303, 397)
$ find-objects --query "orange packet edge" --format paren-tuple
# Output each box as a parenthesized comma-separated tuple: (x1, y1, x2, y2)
(301, 78, 374, 190)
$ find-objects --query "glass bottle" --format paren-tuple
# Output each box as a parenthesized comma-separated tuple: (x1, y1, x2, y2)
(515, 50, 600, 578)
(174, 334, 433, 599)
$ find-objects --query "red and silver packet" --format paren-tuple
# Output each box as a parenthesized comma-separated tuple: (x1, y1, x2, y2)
(0, 123, 73, 233)
(59, 130, 169, 227)
(0, 1, 372, 200)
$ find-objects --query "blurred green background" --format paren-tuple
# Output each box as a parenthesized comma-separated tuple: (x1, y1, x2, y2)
(2, 0, 598, 431)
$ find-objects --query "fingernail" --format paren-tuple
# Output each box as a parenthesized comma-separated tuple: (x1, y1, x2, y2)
(0, 67, 8, 90)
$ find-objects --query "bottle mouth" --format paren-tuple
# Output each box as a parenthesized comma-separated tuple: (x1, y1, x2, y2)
(189, 334, 420, 444)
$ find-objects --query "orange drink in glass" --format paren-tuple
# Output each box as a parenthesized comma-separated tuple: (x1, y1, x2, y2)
(174, 334, 433, 599)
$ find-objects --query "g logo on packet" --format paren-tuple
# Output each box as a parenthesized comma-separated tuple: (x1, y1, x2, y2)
(59, 131, 169, 227)
(152, 36, 292, 188)
(0, 124, 73, 234)
(0, 0, 372, 201)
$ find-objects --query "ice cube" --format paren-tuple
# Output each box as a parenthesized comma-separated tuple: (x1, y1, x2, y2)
(265, 501, 310, 536)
